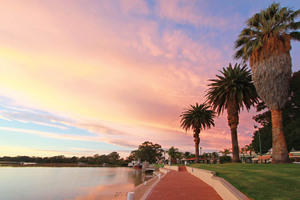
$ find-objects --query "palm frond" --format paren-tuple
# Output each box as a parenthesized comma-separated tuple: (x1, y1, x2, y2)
(206, 63, 259, 115)
(180, 103, 215, 132)
(233, 2, 299, 61)
(288, 21, 300, 30)
(290, 31, 300, 41)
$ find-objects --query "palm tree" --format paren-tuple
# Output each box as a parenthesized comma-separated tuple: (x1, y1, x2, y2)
(234, 3, 299, 163)
(206, 63, 259, 163)
(167, 146, 179, 164)
(219, 148, 231, 157)
(245, 144, 254, 156)
(180, 103, 215, 163)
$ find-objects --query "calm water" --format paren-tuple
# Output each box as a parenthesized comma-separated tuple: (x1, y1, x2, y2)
(0, 167, 151, 200)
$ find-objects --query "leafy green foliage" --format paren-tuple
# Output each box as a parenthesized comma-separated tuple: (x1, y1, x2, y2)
(206, 63, 258, 162)
(183, 151, 195, 159)
(219, 148, 231, 156)
(217, 149, 233, 163)
(180, 103, 215, 162)
(107, 152, 120, 165)
(167, 146, 179, 160)
(252, 124, 272, 154)
(234, 2, 300, 61)
(129, 141, 163, 163)
(0, 152, 125, 166)
(219, 156, 232, 163)
(180, 103, 215, 132)
(206, 63, 259, 115)
(251, 71, 300, 152)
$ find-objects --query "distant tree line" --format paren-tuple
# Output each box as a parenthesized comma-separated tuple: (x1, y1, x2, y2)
(0, 151, 129, 166)
(3, 138, 270, 166)
(127, 141, 164, 163)
(126, 141, 232, 165)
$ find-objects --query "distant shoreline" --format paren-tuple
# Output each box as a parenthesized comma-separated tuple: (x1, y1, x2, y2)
(0, 163, 123, 167)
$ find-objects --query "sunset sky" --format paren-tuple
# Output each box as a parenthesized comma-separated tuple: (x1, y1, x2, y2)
(0, 0, 299, 158)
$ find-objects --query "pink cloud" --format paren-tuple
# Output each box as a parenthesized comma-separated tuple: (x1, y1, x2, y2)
(120, 0, 149, 15)
(0, 1, 260, 156)
(156, 0, 228, 28)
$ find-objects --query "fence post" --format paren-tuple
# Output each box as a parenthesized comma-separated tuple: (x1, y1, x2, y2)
(127, 192, 134, 200)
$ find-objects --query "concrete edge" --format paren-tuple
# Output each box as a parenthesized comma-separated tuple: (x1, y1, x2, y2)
(186, 166, 250, 200)
(195, 168, 216, 176)
(139, 172, 165, 200)
(164, 165, 179, 171)
(212, 176, 249, 200)
(134, 177, 156, 191)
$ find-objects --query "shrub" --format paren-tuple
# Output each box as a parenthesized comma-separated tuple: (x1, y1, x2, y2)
(219, 156, 232, 163)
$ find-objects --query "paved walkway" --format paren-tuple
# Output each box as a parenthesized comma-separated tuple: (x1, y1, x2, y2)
(146, 166, 222, 200)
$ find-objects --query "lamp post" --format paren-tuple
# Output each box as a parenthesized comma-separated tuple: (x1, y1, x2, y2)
(258, 132, 262, 156)
(258, 132, 263, 164)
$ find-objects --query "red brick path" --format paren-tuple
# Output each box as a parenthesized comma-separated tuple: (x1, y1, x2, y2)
(146, 167, 222, 200)
(178, 166, 187, 171)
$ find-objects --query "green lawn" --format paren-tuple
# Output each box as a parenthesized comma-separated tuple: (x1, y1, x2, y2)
(191, 163, 300, 200)
(152, 164, 164, 168)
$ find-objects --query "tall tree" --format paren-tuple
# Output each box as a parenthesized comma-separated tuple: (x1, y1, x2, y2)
(244, 144, 254, 156)
(167, 146, 179, 164)
(251, 71, 300, 154)
(234, 3, 300, 163)
(206, 63, 259, 162)
(130, 141, 163, 163)
(108, 152, 120, 165)
(180, 103, 215, 163)
(219, 148, 231, 157)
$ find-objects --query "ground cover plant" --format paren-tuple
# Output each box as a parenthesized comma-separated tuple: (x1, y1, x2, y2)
(192, 163, 300, 200)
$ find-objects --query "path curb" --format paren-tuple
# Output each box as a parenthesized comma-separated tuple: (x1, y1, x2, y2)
(138, 170, 166, 200)
(186, 166, 250, 200)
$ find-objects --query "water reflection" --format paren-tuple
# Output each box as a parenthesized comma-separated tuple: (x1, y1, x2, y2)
(73, 169, 155, 200)
(0, 167, 154, 200)
(73, 183, 133, 200)
(128, 169, 155, 186)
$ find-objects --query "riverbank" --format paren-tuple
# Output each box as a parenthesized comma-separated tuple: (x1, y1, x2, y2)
(134, 176, 159, 200)
(0, 163, 120, 167)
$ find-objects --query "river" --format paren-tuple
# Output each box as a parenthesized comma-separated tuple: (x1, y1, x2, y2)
(0, 167, 152, 200)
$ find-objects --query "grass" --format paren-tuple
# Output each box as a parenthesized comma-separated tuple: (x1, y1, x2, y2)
(152, 163, 184, 168)
(152, 164, 164, 168)
(191, 163, 300, 200)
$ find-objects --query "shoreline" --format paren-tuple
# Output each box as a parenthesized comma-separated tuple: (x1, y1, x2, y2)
(131, 168, 165, 200)
(0, 163, 123, 167)
(133, 175, 159, 200)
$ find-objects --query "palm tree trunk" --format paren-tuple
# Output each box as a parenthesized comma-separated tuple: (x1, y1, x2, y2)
(227, 100, 241, 163)
(271, 109, 290, 163)
(251, 53, 291, 111)
(251, 51, 291, 164)
(230, 127, 240, 163)
(194, 129, 200, 163)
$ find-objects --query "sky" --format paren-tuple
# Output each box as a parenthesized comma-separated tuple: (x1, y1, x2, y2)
(0, 0, 299, 158)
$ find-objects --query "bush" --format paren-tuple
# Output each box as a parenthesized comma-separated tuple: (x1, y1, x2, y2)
(219, 156, 232, 163)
